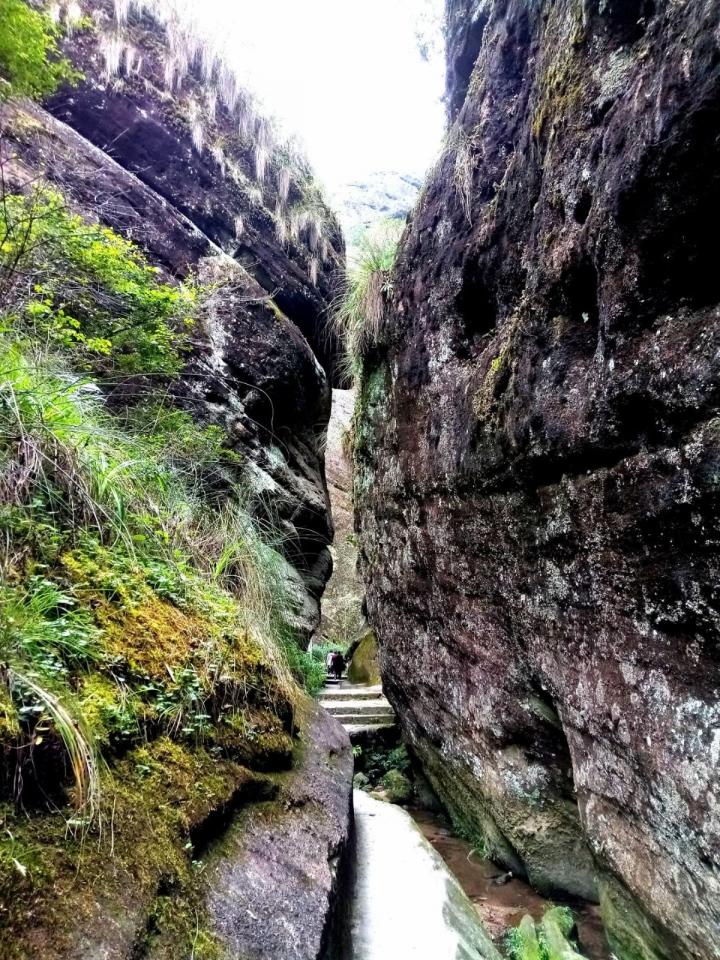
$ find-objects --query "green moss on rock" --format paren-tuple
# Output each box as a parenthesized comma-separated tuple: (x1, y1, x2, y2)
(600, 875, 678, 960)
(347, 630, 381, 685)
(382, 769, 413, 804)
(0, 737, 277, 957)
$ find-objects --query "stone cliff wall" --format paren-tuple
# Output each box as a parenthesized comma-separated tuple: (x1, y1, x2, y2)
(48, 0, 345, 380)
(1, 0, 345, 638)
(318, 388, 366, 647)
(356, 3, 720, 959)
(0, 5, 352, 957)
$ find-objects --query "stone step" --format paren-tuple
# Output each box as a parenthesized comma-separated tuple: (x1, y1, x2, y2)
(321, 698, 394, 716)
(331, 712, 396, 725)
(319, 685, 385, 702)
(343, 722, 396, 737)
(318, 683, 397, 736)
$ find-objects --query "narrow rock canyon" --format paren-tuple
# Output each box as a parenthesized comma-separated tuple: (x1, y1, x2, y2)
(0, 1, 718, 959)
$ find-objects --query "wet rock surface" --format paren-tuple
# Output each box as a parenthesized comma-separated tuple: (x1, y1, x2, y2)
(203, 702, 353, 960)
(356, 2, 720, 959)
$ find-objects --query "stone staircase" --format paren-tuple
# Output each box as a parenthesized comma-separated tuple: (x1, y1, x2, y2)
(318, 682, 396, 736)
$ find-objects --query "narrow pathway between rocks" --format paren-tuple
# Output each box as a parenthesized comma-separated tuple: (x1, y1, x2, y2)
(344, 789, 502, 960)
(318, 679, 611, 959)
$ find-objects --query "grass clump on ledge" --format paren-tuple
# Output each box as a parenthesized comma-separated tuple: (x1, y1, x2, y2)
(332, 218, 404, 381)
(0, 337, 303, 810)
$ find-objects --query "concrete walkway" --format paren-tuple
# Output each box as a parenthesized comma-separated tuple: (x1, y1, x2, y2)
(345, 790, 503, 960)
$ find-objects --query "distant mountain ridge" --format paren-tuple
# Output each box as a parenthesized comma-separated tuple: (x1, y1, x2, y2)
(331, 170, 421, 241)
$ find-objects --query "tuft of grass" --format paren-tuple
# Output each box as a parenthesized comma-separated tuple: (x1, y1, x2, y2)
(331, 218, 404, 380)
(453, 126, 477, 224)
(3, 666, 100, 817)
(0, 577, 101, 667)
(0, 574, 103, 815)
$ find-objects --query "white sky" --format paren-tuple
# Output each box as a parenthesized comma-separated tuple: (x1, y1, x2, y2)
(200, 0, 446, 191)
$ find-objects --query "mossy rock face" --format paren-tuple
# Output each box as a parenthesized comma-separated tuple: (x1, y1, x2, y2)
(0, 545, 298, 956)
(382, 769, 413, 804)
(599, 875, 683, 960)
(353, 772, 370, 790)
(347, 629, 381, 685)
(0, 738, 276, 959)
(201, 702, 354, 960)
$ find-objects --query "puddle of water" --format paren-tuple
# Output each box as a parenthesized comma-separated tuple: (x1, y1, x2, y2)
(409, 807, 612, 960)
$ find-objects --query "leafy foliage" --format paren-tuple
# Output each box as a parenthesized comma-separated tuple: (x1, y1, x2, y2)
(280, 634, 327, 697)
(0, 190, 195, 374)
(310, 640, 338, 660)
(0, 0, 78, 100)
(353, 742, 411, 787)
(506, 907, 587, 960)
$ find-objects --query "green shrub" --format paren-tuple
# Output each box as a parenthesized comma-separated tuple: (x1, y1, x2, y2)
(0, 190, 195, 375)
(0, 0, 78, 100)
(281, 635, 327, 697)
(354, 742, 411, 786)
(382, 768, 412, 804)
(310, 640, 341, 665)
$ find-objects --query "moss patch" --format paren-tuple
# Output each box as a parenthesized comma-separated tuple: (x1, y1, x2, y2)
(347, 630, 381, 685)
(0, 737, 277, 957)
(97, 596, 209, 678)
(531, 4, 588, 142)
(599, 875, 678, 960)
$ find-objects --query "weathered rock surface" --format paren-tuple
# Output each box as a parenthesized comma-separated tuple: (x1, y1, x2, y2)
(356, 3, 720, 960)
(49, 0, 345, 381)
(1, 0, 345, 638)
(318, 389, 365, 645)
(203, 702, 353, 960)
(6, 703, 351, 960)
(177, 255, 334, 637)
